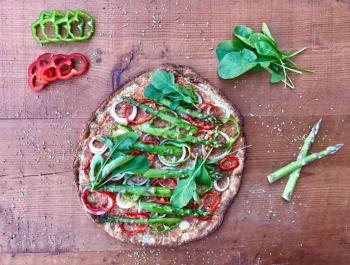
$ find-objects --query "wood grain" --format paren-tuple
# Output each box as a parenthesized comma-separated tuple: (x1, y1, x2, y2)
(0, 0, 349, 264)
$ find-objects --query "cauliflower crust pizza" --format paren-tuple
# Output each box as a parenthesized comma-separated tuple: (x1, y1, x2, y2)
(73, 64, 246, 246)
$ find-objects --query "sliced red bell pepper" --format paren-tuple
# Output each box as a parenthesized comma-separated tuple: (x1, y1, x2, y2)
(28, 61, 48, 92)
(56, 53, 89, 80)
(81, 189, 115, 216)
(119, 212, 150, 236)
(41, 54, 69, 82)
(125, 99, 156, 125)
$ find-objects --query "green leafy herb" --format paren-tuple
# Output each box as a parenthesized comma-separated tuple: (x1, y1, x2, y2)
(217, 22, 311, 89)
(170, 150, 212, 208)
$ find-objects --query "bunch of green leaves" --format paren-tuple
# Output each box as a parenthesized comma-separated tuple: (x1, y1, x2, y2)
(144, 70, 199, 110)
(170, 150, 213, 208)
(89, 132, 150, 190)
(216, 22, 312, 89)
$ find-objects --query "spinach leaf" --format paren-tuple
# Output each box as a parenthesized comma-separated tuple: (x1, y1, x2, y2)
(233, 25, 254, 46)
(261, 22, 276, 44)
(216, 39, 248, 61)
(218, 49, 258, 79)
(248, 32, 277, 48)
(254, 41, 282, 59)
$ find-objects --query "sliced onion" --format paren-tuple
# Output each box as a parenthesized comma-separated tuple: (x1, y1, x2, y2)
(89, 136, 108, 155)
(214, 176, 230, 192)
(179, 220, 191, 231)
(116, 192, 137, 209)
(202, 131, 232, 164)
(127, 176, 148, 186)
(158, 141, 191, 167)
(113, 173, 126, 181)
(110, 100, 137, 125)
(195, 91, 203, 104)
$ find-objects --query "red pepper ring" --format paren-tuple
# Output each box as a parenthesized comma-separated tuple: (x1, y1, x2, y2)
(219, 155, 240, 171)
(41, 54, 69, 82)
(119, 212, 150, 236)
(28, 61, 48, 92)
(125, 99, 156, 125)
(81, 189, 115, 216)
(56, 53, 89, 80)
(201, 191, 221, 213)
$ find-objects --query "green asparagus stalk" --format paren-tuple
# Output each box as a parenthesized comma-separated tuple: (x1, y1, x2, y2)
(100, 216, 182, 225)
(123, 97, 198, 133)
(143, 168, 190, 178)
(140, 202, 210, 217)
(267, 143, 343, 184)
(282, 119, 322, 201)
(140, 122, 221, 148)
(133, 142, 182, 156)
(98, 184, 172, 197)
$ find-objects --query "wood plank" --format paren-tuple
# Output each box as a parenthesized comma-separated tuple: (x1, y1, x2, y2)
(0, 0, 349, 264)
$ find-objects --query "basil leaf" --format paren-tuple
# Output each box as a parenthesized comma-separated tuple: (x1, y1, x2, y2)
(218, 49, 258, 79)
(216, 39, 248, 61)
(254, 41, 282, 59)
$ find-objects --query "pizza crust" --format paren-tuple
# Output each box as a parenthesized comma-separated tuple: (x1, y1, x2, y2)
(73, 64, 246, 247)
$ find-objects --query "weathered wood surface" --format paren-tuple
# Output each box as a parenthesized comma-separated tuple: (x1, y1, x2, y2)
(0, 0, 349, 264)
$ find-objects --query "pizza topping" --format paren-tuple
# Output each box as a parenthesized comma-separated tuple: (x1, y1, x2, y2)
(81, 188, 115, 215)
(89, 136, 108, 155)
(125, 98, 157, 125)
(201, 191, 221, 213)
(214, 176, 230, 192)
(119, 212, 150, 236)
(219, 155, 240, 171)
(158, 140, 191, 166)
(110, 100, 137, 125)
(116, 192, 137, 209)
(82, 69, 244, 235)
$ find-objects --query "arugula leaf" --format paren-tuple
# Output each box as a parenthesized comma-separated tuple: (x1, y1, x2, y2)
(196, 162, 211, 186)
(170, 150, 212, 208)
(112, 132, 139, 152)
(218, 49, 258, 79)
(151, 70, 176, 94)
(89, 154, 105, 185)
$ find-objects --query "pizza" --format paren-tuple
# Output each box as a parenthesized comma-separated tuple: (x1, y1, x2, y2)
(73, 64, 246, 246)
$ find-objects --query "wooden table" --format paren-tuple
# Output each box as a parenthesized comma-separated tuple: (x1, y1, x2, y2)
(0, 0, 349, 264)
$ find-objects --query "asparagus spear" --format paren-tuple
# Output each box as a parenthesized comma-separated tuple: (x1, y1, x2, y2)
(282, 119, 322, 201)
(267, 143, 343, 184)
(100, 216, 181, 225)
(143, 168, 190, 178)
(123, 97, 198, 133)
(140, 202, 210, 217)
(133, 142, 182, 156)
(140, 122, 221, 148)
(99, 184, 172, 197)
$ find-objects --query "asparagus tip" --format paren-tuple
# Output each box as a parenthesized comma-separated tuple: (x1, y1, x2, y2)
(267, 174, 276, 184)
(329, 144, 344, 154)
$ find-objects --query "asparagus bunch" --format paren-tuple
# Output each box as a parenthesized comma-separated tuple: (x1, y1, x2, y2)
(267, 118, 344, 201)
(282, 119, 322, 201)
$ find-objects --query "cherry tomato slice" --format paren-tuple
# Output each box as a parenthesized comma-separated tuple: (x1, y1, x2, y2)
(151, 197, 171, 205)
(119, 212, 150, 236)
(219, 155, 239, 171)
(201, 191, 221, 213)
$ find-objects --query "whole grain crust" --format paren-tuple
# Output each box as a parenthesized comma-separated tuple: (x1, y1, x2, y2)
(73, 64, 246, 247)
